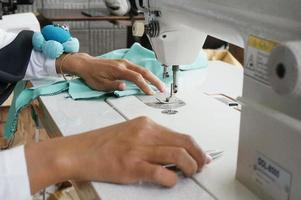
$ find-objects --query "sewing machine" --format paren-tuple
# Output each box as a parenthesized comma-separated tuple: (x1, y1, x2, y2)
(130, 0, 301, 200)
(3, 0, 300, 199)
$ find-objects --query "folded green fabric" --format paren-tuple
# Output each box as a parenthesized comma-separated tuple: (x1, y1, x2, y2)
(4, 81, 68, 138)
(68, 79, 106, 99)
(68, 78, 158, 99)
(69, 43, 208, 99)
(4, 43, 208, 139)
(180, 50, 208, 71)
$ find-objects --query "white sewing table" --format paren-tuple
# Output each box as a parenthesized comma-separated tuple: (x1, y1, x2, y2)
(32, 61, 260, 200)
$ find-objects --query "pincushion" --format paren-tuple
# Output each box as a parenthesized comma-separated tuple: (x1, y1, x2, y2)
(32, 24, 79, 59)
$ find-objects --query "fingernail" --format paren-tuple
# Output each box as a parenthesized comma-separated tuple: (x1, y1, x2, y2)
(206, 154, 212, 164)
(159, 84, 166, 92)
(119, 82, 126, 90)
(149, 89, 155, 95)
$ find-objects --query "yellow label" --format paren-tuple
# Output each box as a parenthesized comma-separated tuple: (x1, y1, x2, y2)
(248, 35, 278, 53)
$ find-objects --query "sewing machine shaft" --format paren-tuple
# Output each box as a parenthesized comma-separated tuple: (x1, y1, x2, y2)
(163, 65, 179, 103)
(172, 65, 179, 94)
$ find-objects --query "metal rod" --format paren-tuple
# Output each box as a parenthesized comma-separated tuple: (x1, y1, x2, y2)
(172, 65, 179, 93)
(162, 64, 169, 79)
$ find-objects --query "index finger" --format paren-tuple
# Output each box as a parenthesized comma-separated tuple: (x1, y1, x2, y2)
(126, 62, 166, 92)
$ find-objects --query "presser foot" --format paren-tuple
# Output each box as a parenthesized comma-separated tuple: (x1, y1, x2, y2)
(136, 92, 186, 111)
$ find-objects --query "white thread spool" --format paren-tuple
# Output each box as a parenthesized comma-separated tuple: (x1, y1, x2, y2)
(132, 21, 145, 37)
(267, 41, 301, 97)
(104, 0, 131, 16)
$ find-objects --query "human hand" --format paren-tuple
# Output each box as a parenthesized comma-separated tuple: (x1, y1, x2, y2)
(25, 117, 210, 193)
(57, 53, 166, 95)
(69, 117, 210, 186)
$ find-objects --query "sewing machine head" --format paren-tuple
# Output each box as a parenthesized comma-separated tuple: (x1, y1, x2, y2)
(131, 0, 301, 112)
(132, 3, 206, 66)
(132, 0, 208, 99)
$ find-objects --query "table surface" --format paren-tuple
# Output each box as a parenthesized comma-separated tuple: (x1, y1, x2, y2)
(37, 8, 144, 22)
(32, 61, 260, 200)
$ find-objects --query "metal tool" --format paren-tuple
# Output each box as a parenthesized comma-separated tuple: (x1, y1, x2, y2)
(158, 64, 180, 104)
(172, 65, 179, 94)
(156, 84, 176, 104)
(205, 150, 224, 160)
(162, 64, 170, 79)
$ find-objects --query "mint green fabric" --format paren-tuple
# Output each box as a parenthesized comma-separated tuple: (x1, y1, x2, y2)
(4, 81, 68, 139)
(4, 81, 26, 139)
(68, 79, 106, 99)
(100, 48, 128, 59)
(180, 51, 208, 71)
(4, 43, 208, 139)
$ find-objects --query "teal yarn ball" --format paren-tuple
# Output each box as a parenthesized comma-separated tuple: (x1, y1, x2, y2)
(42, 25, 71, 43)
(63, 37, 80, 53)
(33, 24, 79, 59)
(42, 40, 64, 59)
(32, 32, 45, 51)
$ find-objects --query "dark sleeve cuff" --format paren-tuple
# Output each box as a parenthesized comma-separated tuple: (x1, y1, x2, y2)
(0, 30, 34, 105)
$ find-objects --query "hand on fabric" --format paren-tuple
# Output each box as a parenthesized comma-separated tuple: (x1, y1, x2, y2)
(25, 117, 210, 194)
(56, 53, 166, 95)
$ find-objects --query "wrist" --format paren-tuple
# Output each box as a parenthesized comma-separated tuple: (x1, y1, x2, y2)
(55, 53, 91, 78)
(24, 138, 74, 194)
